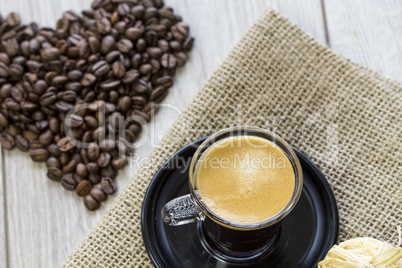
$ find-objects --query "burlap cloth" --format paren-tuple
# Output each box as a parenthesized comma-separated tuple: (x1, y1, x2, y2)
(63, 8, 401, 267)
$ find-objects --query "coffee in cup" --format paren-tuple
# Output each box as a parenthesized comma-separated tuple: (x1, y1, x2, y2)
(196, 135, 295, 224)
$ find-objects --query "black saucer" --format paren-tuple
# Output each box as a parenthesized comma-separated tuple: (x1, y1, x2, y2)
(141, 138, 339, 268)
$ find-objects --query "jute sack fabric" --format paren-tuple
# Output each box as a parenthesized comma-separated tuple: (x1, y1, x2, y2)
(63, 7, 401, 267)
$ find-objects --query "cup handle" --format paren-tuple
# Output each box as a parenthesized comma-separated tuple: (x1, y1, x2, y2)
(161, 194, 205, 226)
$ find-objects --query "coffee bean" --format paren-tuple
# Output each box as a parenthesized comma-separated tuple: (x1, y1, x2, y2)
(30, 139, 43, 150)
(183, 37, 194, 51)
(51, 76, 68, 88)
(91, 125, 104, 141)
(57, 137, 75, 152)
(4, 39, 20, 58)
(128, 123, 142, 135)
(161, 53, 177, 69)
(175, 52, 187, 67)
(125, 27, 143, 41)
(156, 76, 173, 88)
(132, 79, 148, 93)
(55, 101, 73, 113)
(116, 96, 131, 113)
(67, 70, 83, 81)
(83, 115, 97, 128)
(73, 172, 84, 183)
(88, 172, 101, 184)
(97, 17, 111, 35)
(76, 162, 88, 178)
(39, 129, 54, 146)
(1, 133, 15, 150)
(112, 61, 126, 78)
(6, 12, 21, 27)
(100, 35, 115, 54)
(99, 139, 116, 152)
(0, 53, 10, 65)
(101, 177, 117, 194)
(124, 129, 136, 143)
(9, 63, 24, 80)
(116, 38, 133, 53)
(76, 180, 92, 197)
(97, 152, 111, 168)
(23, 130, 38, 141)
(46, 156, 61, 168)
(86, 162, 99, 173)
(41, 48, 60, 61)
(104, 50, 120, 63)
(48, 118, 60, 134)
(100, 79, 120, 90)
(62, 159, 76, 174)
(30, 148, 49, 162)
(0, 113, 9, 128)
(20, 101, 38, 112)
(68, 114, 84, 128)
(58, 151, 69, 165)
(84, 194, 100, 211)
(112, 158, 127, 170)
(171, 22, 189, 41)
(92, 60, 110, 77)
(136, 38, 146, 52)
(15, 134, 29, 151)
(122, 69, 139, 84)
(81, 73, 97, 86)
(87, 36, 100, 53)
(88, 142, 100, 161)
(47, 167, 63, 181)
(139, 64, 152, 75)
(61, 175, 77, 191)
(4, 98, 20, 111)
(150, 86, 166, 101)
(100, 165, 117, 179)
(46, 143, 61, 157)
(61, 91, 78, 103)
(90, 187, 107, 202)
(39, 92, 57, 106)
(0, 62, 10, 78)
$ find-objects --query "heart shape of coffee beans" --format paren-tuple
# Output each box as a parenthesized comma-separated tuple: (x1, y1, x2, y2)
(0, 0, 194, 210)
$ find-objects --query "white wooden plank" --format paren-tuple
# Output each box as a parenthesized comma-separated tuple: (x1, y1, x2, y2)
(0, 0, 326, 267)
(324, 0, 402, 83)
(0, 150, 7, 268)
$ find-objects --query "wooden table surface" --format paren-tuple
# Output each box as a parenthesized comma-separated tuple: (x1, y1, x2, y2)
(0, 0, 401, 267)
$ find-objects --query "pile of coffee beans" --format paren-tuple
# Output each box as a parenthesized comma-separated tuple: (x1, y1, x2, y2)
(0, 0, 193, 210)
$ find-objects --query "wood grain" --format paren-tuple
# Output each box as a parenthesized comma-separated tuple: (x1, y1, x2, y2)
(324, 0, 402, 83)
(0, 150, 7, 268)
(5, 0, 400, 267)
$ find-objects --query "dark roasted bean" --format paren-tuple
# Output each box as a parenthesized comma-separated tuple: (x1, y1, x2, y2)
(47, 167, 63, 181)
(76, 180, 92, 197)
(84, 194, 100, 211)
(101, 177, 116, 194)
(41, 48, 60, 61)
(46, 156, 61, 169)
(1, 133, 15, 150)
(29, 148, 49, 162)
(97, 152, 111, 168)
(61, 175, 77, 191)
(112, 158, 127, 170)
(57, 137, 75, 152)
(90, 187, 107, 202)
(100, 35, 115, 54)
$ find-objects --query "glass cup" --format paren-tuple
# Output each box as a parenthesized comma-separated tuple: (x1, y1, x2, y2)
(161, 126, 303, 258)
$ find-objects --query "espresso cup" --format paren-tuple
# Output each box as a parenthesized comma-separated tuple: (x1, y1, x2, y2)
(161, 126, 303, 258)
